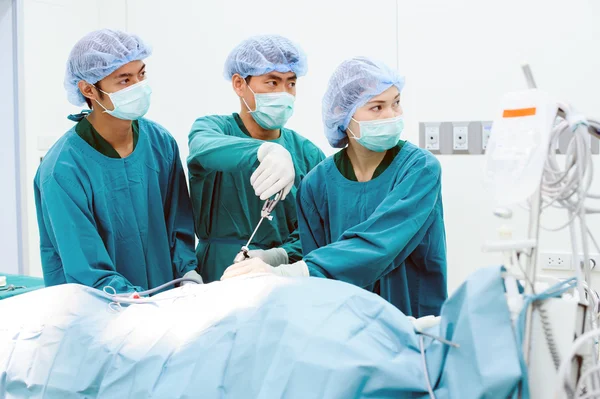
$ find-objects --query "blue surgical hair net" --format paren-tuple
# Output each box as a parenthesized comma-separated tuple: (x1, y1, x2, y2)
(223, 34, 308, 80)
(322, 57, 405, 148)
(64, 29, 152, 106)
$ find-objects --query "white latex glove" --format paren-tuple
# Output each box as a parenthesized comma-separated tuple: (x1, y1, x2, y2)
(251, 143, 295, 200)
(182, 270, 204, 285)
(221, 258, 309, 280)
(247, 248, 289, 266)
(408, 315, 441, 332)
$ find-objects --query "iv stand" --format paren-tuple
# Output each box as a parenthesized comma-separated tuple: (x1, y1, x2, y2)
(521, 64, 542, 369)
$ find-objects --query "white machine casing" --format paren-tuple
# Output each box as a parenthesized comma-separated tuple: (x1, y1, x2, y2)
(528, 296, 590, 398)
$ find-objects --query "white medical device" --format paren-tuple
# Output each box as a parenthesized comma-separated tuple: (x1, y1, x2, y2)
(484, 64, 600, 399)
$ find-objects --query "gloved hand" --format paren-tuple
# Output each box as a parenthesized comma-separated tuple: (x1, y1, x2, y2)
(182, 270, 204, 285)
(407, 315, 441, 332)
(251, 143, 295, 200)
(221, 258, 309, 280)
(247, 248, 288, 266)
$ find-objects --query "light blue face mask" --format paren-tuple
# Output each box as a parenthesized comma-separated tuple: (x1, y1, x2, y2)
(243, 86, 295, 130)
(95, 80, 152, 121)
(348, 115, 404, 152)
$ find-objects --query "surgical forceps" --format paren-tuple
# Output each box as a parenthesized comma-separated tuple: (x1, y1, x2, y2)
(233, 190, 284, 263)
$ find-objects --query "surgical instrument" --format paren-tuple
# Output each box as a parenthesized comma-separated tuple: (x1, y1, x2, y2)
(234, 190, 284, 263)
(0, 285, 26, 292)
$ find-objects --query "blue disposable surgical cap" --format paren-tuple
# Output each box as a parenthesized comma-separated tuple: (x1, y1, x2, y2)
(64, 29, 152, 106)
(322, 57, 405, 148)
(223, 34, 307, 80)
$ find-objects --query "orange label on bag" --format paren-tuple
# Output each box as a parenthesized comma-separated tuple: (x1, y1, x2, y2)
(503, 107, 537, 118)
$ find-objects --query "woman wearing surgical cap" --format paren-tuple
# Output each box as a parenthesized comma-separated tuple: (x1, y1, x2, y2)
(223, 57, 447, 317)
(34, 29, 202, 294)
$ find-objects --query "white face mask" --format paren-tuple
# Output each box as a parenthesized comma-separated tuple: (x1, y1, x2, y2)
(242, 86, 295, 130)
(95, 80, 152, 121)
(347, 115, 405, 152)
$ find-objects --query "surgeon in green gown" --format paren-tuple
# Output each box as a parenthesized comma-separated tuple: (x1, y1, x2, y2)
(35, 29, 202, 293)
(187, 35, 325, 283)
(221, 57, 448, 317)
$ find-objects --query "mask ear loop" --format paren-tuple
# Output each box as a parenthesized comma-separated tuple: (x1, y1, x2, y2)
(89, 83, 113, 113)
(347, 118, 361, 139)
(239, 77, 257, 113)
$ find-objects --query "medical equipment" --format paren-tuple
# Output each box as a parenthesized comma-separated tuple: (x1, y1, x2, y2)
(102, 276, 201, 309)
(0, 274, 45, 301)
(0, 276, 5, 287)
(233, 190, 283, 263)
(0, 284, 26, 292)
(484, 64, 600, 399)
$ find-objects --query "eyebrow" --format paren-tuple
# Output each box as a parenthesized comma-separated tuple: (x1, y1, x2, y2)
(264, 74, 283, 82)
(114, 64, 146, 79)
(265, 73, 297, 81)
(366, 94, 401, 105)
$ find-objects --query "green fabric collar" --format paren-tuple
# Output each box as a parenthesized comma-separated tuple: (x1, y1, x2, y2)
(75, 117, 139, 159)
(333, 141, 405, 182)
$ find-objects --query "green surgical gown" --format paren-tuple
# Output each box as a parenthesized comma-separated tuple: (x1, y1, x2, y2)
(34, 116, 198, 293)
(297, 141, 448, 317)
(187, 113, 325, 282)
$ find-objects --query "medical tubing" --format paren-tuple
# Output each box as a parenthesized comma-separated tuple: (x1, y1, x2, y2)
(525, 106, 600, 300)
(103, 277, 201, 299)
(417, 330, 460, 348)
(414, 329, 459, 397)
(555, 328, 600, 399)
(577, 364, 600, 399)
(419, 335, 436, 399)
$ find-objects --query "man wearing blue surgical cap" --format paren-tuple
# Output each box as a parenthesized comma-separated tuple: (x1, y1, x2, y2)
(187, 35, 325, 283)
(223, 57, 448, 317)
(34, 29, 202, 294)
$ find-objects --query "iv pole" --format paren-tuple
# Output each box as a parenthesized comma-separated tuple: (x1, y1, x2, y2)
(521, 63, 542, 368)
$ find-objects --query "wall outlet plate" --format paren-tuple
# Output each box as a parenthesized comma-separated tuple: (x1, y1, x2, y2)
(425, 126, 440, 151)
(453, 125, 469, 150)
(540, 252, 572, 271)
(482, 122, 492, 150)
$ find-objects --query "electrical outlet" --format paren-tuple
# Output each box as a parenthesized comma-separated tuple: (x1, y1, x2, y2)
(540, 252, 572, 271)
(574, 253, 600, 273)
(481, 122, 492, 150)
(425, 126, 440, 151)
(453, 126, 469, 151)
